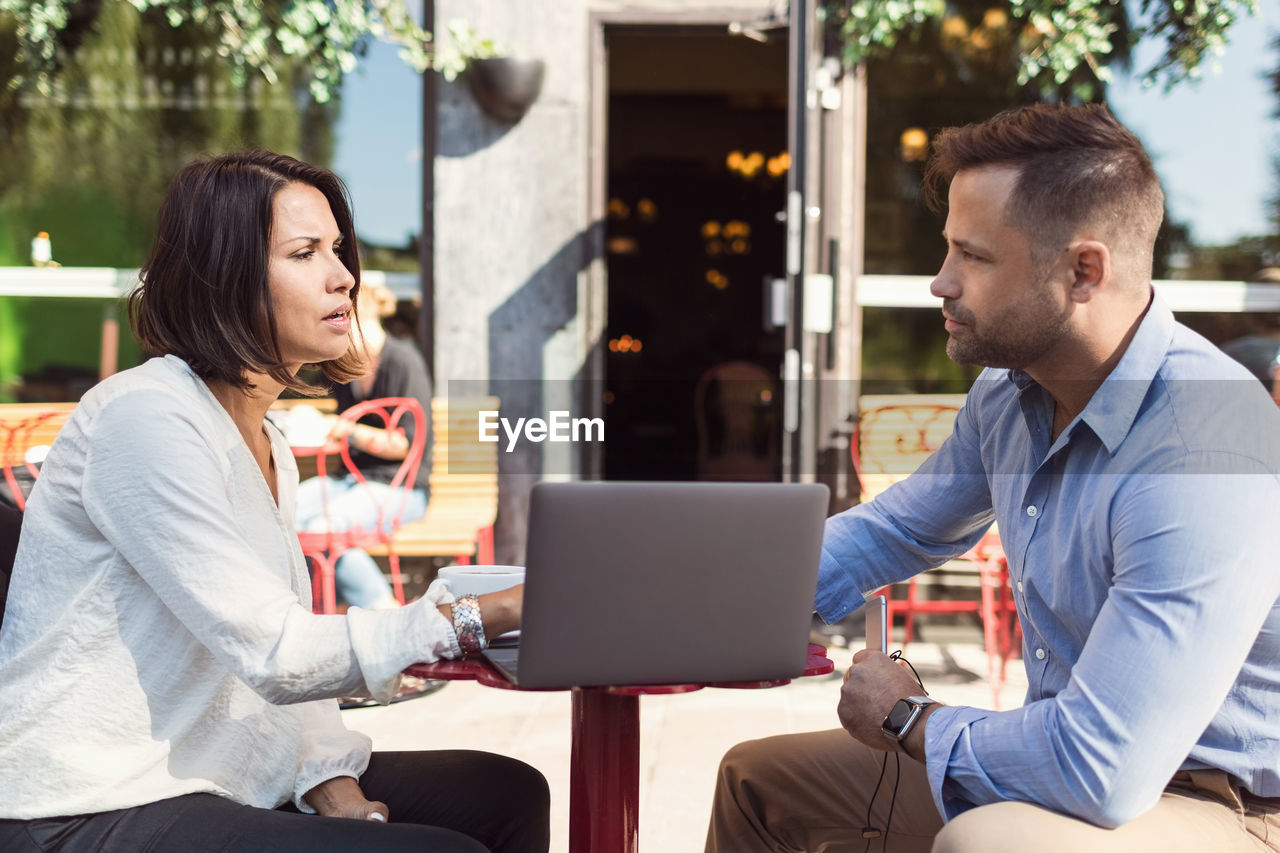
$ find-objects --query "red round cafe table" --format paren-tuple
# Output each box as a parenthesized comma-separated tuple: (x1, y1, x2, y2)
(405, 644, 835, 853)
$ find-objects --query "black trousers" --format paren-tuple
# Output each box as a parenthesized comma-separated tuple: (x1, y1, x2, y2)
(0, 750, 550, 852)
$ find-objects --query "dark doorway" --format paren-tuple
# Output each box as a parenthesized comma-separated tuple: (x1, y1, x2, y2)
(603, 27, 789, 481)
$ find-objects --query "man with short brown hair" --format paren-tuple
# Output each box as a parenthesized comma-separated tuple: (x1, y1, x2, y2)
(706, 103, 1280, 852)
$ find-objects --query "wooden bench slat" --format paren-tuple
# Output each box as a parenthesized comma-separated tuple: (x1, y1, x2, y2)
(367, 396, 500, 562)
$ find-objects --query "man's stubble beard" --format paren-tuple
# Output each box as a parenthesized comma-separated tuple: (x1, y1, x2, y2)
(943, 274, 1070, 370)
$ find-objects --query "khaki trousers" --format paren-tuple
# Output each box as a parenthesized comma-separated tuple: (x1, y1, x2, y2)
(706, 728, 1280, 853)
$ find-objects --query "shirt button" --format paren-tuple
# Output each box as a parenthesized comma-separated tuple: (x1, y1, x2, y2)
(1017, 581, 1024, 592)
(1035, 648, 1046, 660)
(1026, 505, 1038, 517)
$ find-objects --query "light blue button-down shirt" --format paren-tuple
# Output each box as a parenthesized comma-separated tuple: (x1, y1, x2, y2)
(817, 295, 1280, 828)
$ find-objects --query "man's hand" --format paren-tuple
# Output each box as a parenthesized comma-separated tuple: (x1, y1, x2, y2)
(838, 649, 942, 762)
(303, 775, 390, 823)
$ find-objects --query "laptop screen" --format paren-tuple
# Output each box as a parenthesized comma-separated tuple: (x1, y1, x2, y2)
(498, 481, 828, 688)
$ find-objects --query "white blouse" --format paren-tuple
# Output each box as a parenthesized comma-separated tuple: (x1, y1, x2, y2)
(0, 355, 461, 819)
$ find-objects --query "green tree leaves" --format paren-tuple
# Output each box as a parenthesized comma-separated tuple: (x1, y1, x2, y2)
(825, 0, 1256, 99)
(1, 0, 432, 103)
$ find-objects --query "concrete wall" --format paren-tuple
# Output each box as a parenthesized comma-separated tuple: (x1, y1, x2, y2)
(432, 1, 782, 562)
(433, 1, 594, 563)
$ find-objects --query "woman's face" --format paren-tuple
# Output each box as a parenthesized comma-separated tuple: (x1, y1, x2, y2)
(267, 182, 356, 372)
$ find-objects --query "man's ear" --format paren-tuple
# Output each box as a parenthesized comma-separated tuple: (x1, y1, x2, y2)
(1067, 240, 1110, 303)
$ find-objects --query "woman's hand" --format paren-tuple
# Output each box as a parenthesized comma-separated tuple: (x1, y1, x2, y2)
(478, 584, 523, 637)
(435, 584, 523, 646)
(303, 775, 390, 823)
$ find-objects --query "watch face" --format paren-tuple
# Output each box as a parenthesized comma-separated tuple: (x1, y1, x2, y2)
(885, 699, 915, 732)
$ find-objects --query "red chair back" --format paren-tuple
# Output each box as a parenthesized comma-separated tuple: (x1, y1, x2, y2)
(314, 397, 428, 532)
(850, 396, 966, 500)
(300, 397, 427, 612)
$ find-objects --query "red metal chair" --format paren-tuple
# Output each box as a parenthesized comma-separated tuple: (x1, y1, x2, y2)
(361, 396, 501, 569)
(1, 406, 75, 511)
(296, 397, 427, 614)
(851, 395, 1021, 706)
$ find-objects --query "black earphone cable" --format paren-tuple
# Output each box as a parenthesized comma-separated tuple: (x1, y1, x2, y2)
(860, 649, 928, 853)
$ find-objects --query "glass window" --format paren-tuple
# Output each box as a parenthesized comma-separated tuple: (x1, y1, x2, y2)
(0, 3, 422, 401)
(859, 8, 1279, 391)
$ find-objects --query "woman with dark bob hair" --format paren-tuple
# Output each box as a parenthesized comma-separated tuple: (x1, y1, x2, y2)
(0, 150, 549, 852)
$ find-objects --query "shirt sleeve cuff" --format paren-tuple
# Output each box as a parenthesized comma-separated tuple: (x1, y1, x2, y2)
(345, 579, 461, 704)
(923, 704, 994, 821)
(814, 541, 870, 624)
(292, 702, 373, 812)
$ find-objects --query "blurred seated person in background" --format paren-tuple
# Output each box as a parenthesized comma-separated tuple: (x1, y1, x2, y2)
(0, 150, 547, 852)
(294, 280, 432, 610)
(1220, 267, 1280, 389)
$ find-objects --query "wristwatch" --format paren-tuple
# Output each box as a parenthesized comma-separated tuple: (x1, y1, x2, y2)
(452, 595, 488, 654)
(881, 695, 938, 742)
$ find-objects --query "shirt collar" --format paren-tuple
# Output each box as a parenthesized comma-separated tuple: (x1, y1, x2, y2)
(1005, 289, 1175, 455)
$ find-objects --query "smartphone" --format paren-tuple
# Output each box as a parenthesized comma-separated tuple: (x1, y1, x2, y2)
(866, 594, 888, 652)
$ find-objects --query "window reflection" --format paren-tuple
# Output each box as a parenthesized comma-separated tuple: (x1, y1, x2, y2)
(0, 3, 422, 401)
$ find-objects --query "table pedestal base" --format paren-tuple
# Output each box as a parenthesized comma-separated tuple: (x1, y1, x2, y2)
(404, 646, 833, 853)
(570, 688, 639, 853)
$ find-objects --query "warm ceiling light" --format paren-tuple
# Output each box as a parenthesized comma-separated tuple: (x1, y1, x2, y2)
(941, 16, 969, 46)
(982, 8, 1008, 30)
(900, 127, 929, 163)
(607, 236, 639, 255)
(702, 220, 722, 239)
(610, 334, 642, 353)
(726, 151, 745, 171)
(740, 152, 765, 177)
(968, 26, 994, 50)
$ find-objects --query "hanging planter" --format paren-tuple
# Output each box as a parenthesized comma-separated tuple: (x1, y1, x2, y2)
(464, 57, 545, 123)
(434, 23, 544, 124)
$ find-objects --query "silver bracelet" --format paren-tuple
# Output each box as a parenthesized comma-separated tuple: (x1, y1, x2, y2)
(452, 595, 487, 654)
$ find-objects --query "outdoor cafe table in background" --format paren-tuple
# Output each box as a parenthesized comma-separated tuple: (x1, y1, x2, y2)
(271, 399, 338, 481)
(405, 644, 835, 853)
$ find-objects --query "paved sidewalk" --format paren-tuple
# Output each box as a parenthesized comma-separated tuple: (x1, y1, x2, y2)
(342, 632, 1027, 852)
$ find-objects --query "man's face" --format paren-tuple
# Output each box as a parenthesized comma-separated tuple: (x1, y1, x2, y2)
(929, 167, 1072, 372)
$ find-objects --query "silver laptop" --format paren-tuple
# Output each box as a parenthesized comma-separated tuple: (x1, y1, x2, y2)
(483, 481, 829, 688)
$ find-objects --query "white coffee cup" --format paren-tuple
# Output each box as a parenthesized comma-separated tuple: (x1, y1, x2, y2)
(438, 565, 525, 599)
